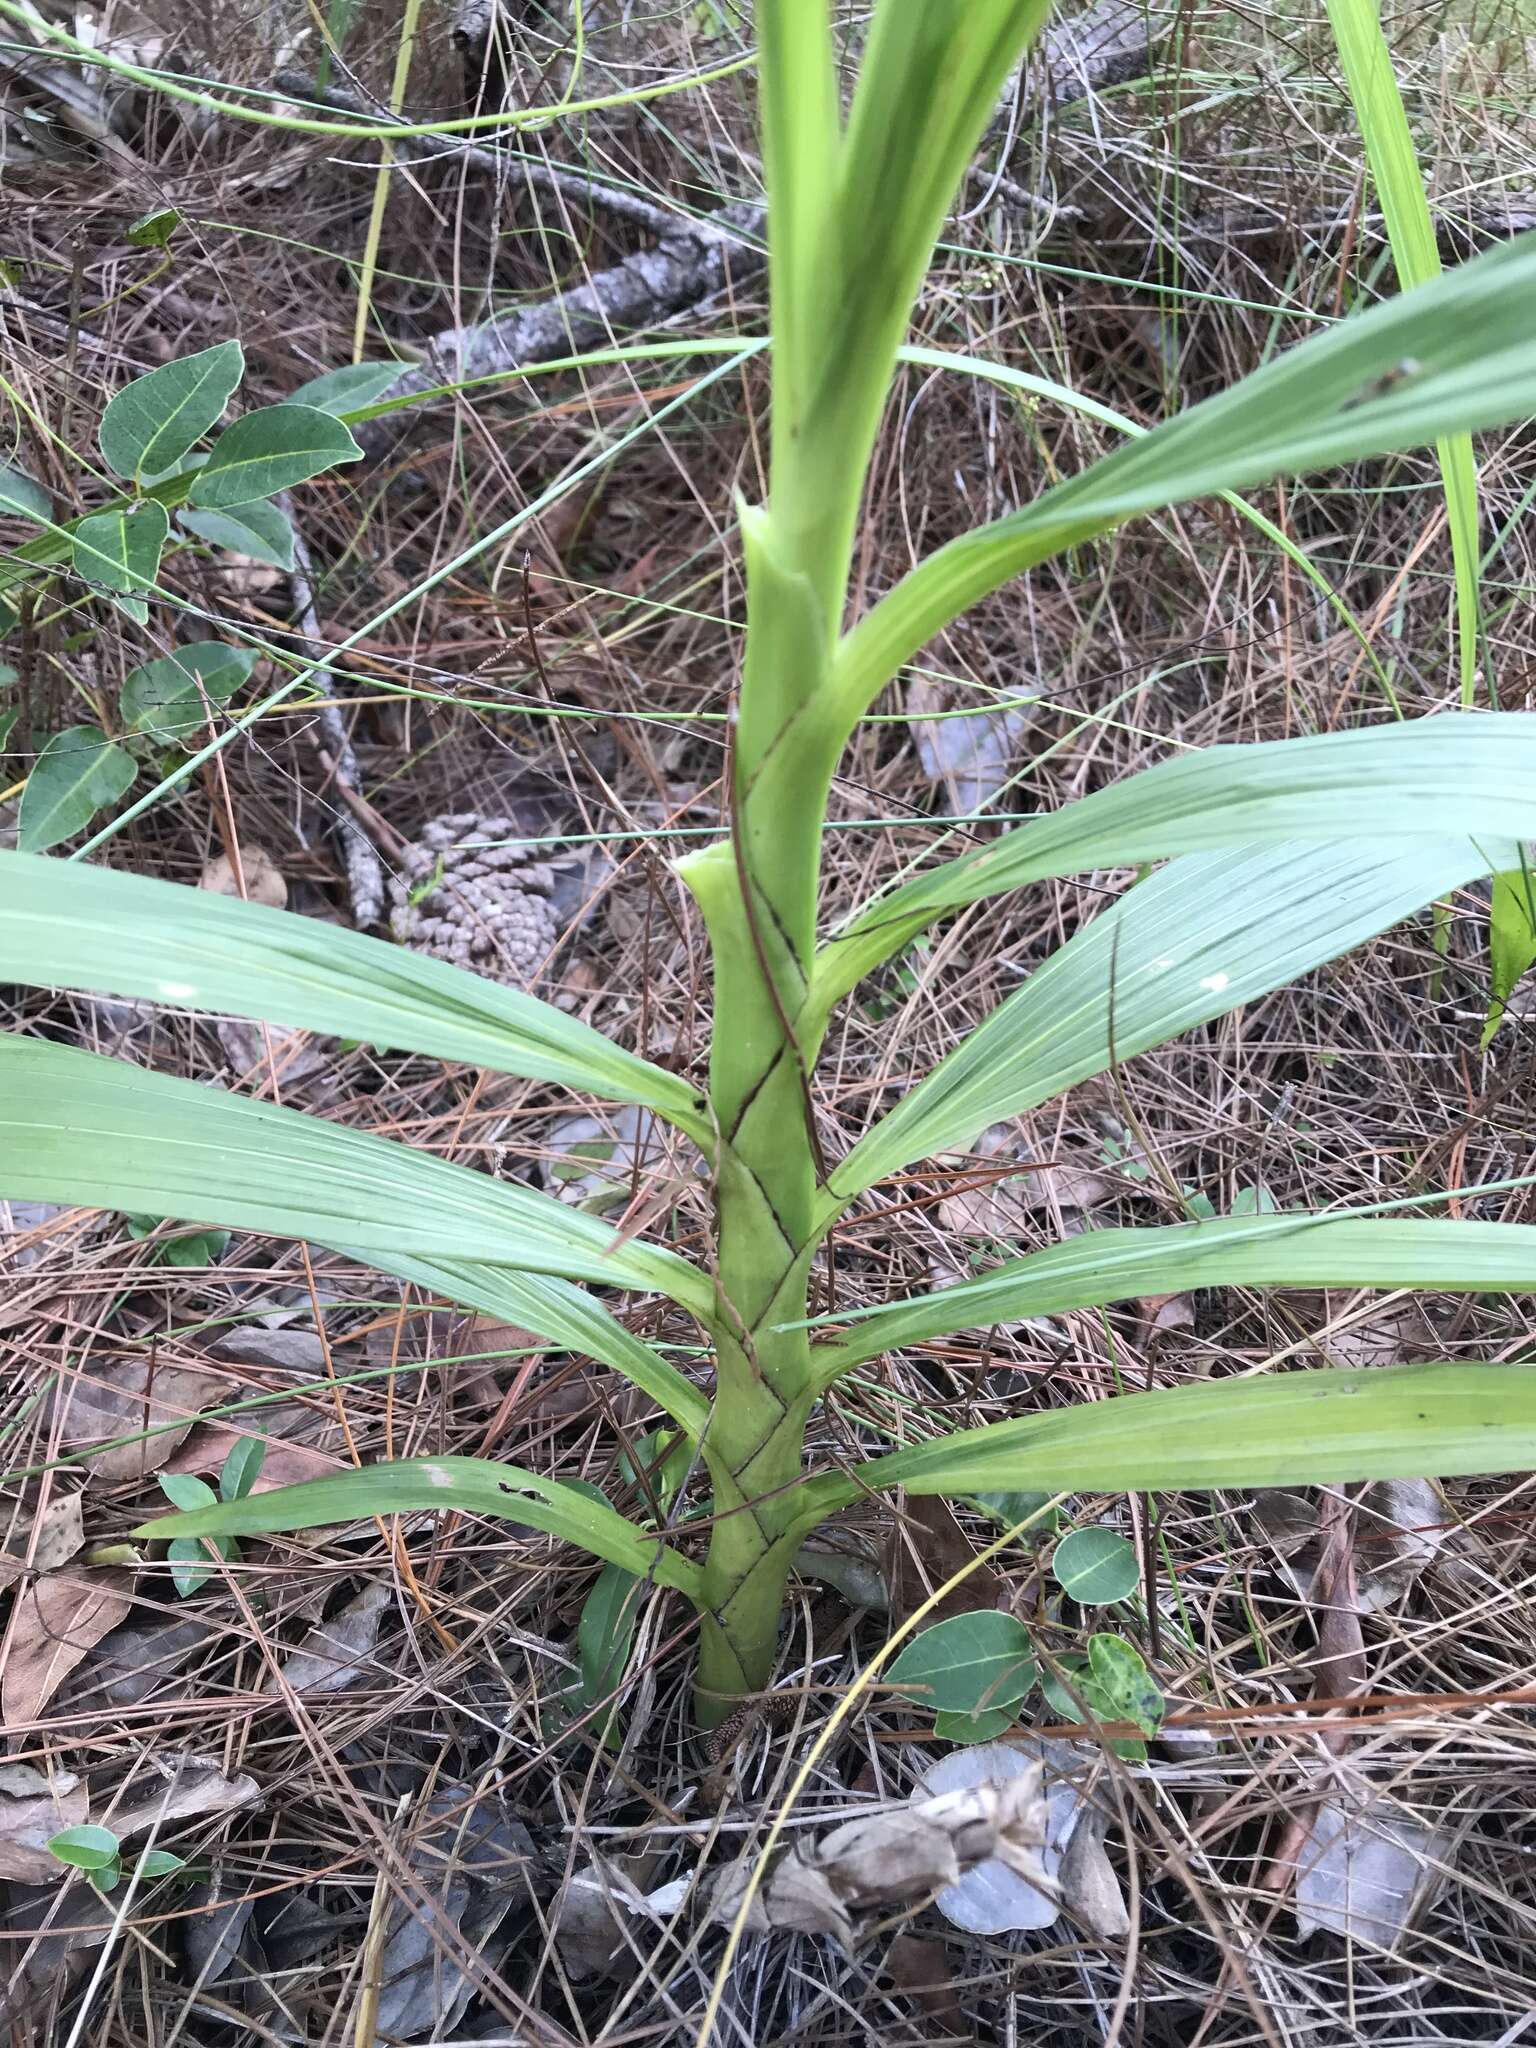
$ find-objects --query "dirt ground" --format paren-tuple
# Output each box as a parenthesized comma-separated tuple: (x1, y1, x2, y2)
(4, 2, 1536, 2041)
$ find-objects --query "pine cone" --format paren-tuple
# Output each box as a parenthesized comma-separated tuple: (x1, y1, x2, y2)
(388, 812, 562, 988)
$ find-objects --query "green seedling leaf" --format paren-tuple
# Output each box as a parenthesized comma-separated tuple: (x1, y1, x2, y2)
(220, 1435, 266, 1503)
(1051, 1528, 1140, 1606)
(167, 1535, 225, 1597)
(160, 1472, 217, 1512)
(0, 465, 51, 523)
(970, 1491, 1058, 1536)
(99, 341, 243, 483)
(190, 404, 362, 509)
(290, 362, 402, 416)
(176, 500, 296, 571)
(886, 1611, 1038, 1717)
(120, 642, 258, 742)
(1483, 862, 1536, 1048)
(617, 1428, 687, 1515)
(933, 1704, 1019, 1745)
(126, 208, 179, 249)
(17, 727, 136, 852)
(136, 1849, 188, 1880)
(48, 1824, 119, 1872)
(1086, 1633, 1163, 1738)
(160, 1227, 229, 1267)
(573, 1560, 643, 1745)
(72, 502, 168, 595)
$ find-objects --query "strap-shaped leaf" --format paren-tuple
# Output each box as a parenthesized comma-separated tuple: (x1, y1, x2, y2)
(375, 1251, 709, 1441)
(826, 837, 1507, 1204)
(799, 1365, 1536, 1514)
(0, 852, 708, 1138)
(0, 1036, 714, 1317)
(814, 713, 1536, 1008)
(810, 1215, 1536, 1375)
(832, 229, 1536, 723)
(132, 1456, 703, 1599)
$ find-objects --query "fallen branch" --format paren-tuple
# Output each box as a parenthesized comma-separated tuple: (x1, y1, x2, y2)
(281, 499, 388, 928)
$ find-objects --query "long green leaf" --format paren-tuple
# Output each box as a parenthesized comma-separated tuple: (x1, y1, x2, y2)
(131, 1456, 704, 1599)
(0, 1036, 714, 1316)
(809, 1215, 1536, 1374)
(0, 852, 708, 1139)
(825, 837, 1507, 1204)
(813, 713, 1536, 1008)
(374, 1251, 710, 1441)
(832, 229, 1536, 723)
(1324, 0, 1480, 705)
(799, 1365, 1536, 1513)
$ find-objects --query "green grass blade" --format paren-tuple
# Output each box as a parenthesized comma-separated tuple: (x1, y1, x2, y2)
(833, 230, 1536, 723)
(815, 1365, 1536, 1507)
(131, 1455, 704, 1598)
(0, 1036, 713, 1316)
(813, 713, 1536, 1008)
(1324, 0, 1480, 705)
(808, 1215, 1536, 1374)
(0, 852, 707, 1140)
(825, 837, 1507, 1204)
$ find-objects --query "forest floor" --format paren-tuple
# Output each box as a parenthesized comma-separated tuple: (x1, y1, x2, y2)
(4, 1, 1536, 2042)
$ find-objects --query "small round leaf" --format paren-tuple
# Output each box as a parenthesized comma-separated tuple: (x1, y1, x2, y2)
(48, 1824, 120, 1872)
(1052, 1527, 1139, 1606)
(887, 1611, 1037, 1717)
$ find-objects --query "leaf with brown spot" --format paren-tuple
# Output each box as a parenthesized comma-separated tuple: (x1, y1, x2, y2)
(1, 1568, 134, 1726)
(0, 1489, 84, 1581)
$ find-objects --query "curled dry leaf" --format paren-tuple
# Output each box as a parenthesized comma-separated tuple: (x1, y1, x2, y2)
(47, 1357, 227, 1483)
(200, 846, 288, 910)
(104, 1753, 260, 1838)
(1255, 1477, 1446, 1614)
(554, 1853, 679, 1981)
(919, 1739, 1125, 1939)
(707, 1764, 1050, 1951)
(272, 1580, 391, 1695)
(0, 1763, 89, 1883)
(939, 1125, 1111, 1243)
(1, 1567, 134, 1726)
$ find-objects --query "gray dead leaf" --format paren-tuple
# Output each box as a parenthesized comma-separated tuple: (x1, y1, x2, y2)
(908, 676, 1031, 815)
(920, 1739, 1117, 1938)
(1, 1200, 72, 1270)
(107, 1754, 261, 1838)
(542, 1106, 652, 1212)
(70, 1614, 211, 1708)
(1293, 1788, 1449, 1949)
(0, 1763, 88, 1882)
(1, 1567, 135, 1726)
(1056, 1801, 1130, 1941)
(794, 1542, 889, 1614)
(47, 1358, 227, 1483)
(216, 1019, 338, 1105)
(200, 846, 288, 909)
(709, 1764, 1051, 1951)
(0, 1489, 84, 1580)
(555, 1855, 681, 1981)
(370, 1788, 536, 2040)
(182, 1871, 257, 1988)
(275, 1581, 391, 1694)
(207, 1329, 330, 1373)
(1255, 1478, 1445, 1613)
(939, 1126, 1110, 1241)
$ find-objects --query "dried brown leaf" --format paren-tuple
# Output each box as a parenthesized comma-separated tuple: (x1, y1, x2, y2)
(273, 1581, 391, 1695)
(200, 845, 287, 909)
(0, 1762, 88, 1882)
(2, 1567, 134, 1725)
(48, 1358, 227, 1483)
(106, 1754, 261, 1838)
(707, 1766, 1050, 1951)
(162, 1422, 345, 1493)
(0, 1488, 84, 1580)
(1292, 1786, 1449, 1949)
